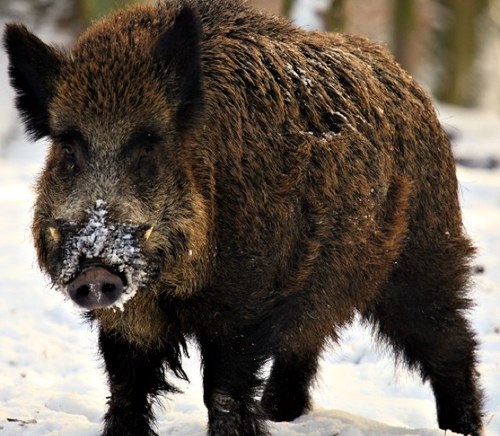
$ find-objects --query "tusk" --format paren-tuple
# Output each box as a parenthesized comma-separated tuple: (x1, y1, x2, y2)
(144, 226, 154, 241)
(48, 226, 61, 243)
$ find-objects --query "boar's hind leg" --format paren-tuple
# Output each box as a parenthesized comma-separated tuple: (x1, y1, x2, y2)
(261, 348, 320, 422)
(99, 329, 182, 436)
(199, 334, 269, 436)
(364, 243, 483, 436)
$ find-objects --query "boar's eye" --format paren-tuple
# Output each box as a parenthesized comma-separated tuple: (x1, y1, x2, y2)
(62, 143, 78, 172)
(124, 130, 161, 185)
(62, 143, 75, 161)
(53, 130, 87, 175)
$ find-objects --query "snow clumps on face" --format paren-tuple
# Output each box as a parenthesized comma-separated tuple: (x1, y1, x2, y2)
(58, 199, 148, 310)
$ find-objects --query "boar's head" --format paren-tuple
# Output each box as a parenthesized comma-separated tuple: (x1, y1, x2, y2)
(4, 4, 211, 310)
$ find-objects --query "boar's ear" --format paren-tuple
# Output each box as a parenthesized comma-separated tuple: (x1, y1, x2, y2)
(154, 5, 203, 133)
(3, 24, 63, 140)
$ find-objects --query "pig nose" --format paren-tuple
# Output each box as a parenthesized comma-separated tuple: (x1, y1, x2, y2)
(68, 267, 124, 310)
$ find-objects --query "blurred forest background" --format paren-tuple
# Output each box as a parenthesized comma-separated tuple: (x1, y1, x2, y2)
(1, 0, 499, 111)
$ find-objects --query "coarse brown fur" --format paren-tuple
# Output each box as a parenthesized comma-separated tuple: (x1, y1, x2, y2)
(4, 0, 483, 434)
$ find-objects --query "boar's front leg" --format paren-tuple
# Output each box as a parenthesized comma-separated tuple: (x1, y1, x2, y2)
(261, 347, 321, 422)
(98, 329, 175, 436)
(199, 333, 269, 436)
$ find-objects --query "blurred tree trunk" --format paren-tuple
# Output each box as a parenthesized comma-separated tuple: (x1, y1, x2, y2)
(79, 0, 142, 22)
(324, 0, 347, 32)
(392, 0, 417, 72)
(283, 0, 294, 17)
(433, 0, 490, 106)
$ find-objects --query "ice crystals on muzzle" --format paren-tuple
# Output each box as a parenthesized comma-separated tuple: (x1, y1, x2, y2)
(57, 199, 148, 310)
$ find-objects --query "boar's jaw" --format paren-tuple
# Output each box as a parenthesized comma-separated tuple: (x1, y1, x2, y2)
(55, 199, 150, 311)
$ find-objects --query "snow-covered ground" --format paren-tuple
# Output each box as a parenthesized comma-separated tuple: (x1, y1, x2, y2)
(1, 24, 500, 436)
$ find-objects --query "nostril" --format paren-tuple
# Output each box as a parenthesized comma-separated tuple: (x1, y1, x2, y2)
(102, 283, 116, 294)
(76, 285, 90, 297)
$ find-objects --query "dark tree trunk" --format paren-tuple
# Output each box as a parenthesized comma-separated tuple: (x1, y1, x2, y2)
(392, 0, 417, 72)
(324, 0, 347, 32)
(433, 0, 489, 106)
(282, 0, 294, 17)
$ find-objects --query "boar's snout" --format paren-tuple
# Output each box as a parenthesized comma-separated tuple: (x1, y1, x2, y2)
(68, 266, 124, 310)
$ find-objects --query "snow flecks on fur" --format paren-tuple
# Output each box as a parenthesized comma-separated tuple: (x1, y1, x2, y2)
(57, 199, 148, 311)
(285, 62, 314, 89)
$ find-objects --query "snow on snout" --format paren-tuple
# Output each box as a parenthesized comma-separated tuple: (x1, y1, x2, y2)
(57, 199, 148, 310)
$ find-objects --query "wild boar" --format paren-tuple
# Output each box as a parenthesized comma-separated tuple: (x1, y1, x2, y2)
(4, 0, 483, 434)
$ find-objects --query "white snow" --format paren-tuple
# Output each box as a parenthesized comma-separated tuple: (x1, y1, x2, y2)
(290, 0, 330, 31)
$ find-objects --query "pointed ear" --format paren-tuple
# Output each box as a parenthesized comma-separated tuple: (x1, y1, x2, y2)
(3, 24, 63, 140)
(154, 5, 204, 133)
